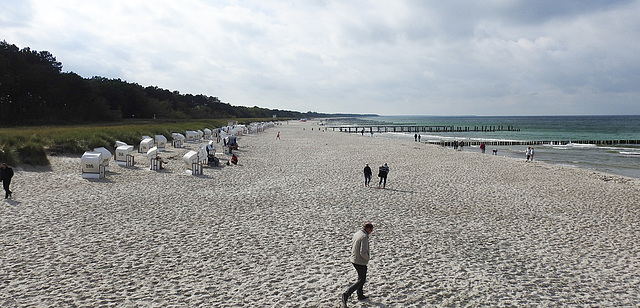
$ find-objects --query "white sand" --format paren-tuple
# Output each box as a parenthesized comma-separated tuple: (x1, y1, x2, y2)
(2, 120, 640, 307)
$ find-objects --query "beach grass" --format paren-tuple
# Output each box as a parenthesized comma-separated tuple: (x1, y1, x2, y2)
(0, 118, 282, 165)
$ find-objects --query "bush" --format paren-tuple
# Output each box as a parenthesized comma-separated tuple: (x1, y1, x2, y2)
(0, 148, 17, 165)
(49, 138, 86, 154)
(16, 143, 49, 166)
(86, 135, 111, 151)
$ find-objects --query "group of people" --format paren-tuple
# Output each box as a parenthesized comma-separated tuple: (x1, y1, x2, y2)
(453, 140, 465, 151)
(480, 143, 499, 155)
(354, 129, 374, 136)
(1, 163, 14, 199)
(526, 146, 535, 161)
(363, 163, 389, 189)
(342, 147, 538, 306)
(205, 143, 238, 166)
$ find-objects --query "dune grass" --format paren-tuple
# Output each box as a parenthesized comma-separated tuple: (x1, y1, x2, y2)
(0, 118, 280, 166)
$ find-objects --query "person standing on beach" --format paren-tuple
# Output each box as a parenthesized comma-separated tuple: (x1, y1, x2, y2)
(342, 222, 374, 307)
(526, 147, 532, 161)
(530, 147, 535, 161)
(276, 132, 280, 140)
(414, 133, 417, 141)
(377, 163, 389, 189)
(363, 164, 372, 187)
(1, 163, 14, 199)
(480, 143, 486, 154)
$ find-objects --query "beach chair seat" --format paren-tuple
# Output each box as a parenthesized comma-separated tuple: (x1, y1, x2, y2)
(207, 155, 220, 167)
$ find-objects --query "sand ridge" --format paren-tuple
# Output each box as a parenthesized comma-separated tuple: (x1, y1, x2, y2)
(1, 120, 639, 307)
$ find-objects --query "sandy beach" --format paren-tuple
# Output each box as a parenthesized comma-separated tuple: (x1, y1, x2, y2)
(2, 120, 640, 307)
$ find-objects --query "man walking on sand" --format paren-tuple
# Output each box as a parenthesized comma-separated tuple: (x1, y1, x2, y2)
(363, 164, 372, 187)
(1, 163, 14, 199)
(377, 163, 389, 189)
(342, 222, 374, 307)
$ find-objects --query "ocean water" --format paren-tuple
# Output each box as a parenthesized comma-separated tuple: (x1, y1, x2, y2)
(328, 115, 640, 179)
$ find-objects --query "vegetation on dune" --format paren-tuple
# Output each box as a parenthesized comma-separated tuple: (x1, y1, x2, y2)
(0, 40, 329, 126)
(0, 118, 281, 166)
(0, 40, 373, 166)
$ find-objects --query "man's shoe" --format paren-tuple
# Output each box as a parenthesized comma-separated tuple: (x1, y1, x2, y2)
(358, 295, 369, 300)
(341, 292, 349, 307)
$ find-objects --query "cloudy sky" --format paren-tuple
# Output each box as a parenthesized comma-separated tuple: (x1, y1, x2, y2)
(2, 0, 639, 116)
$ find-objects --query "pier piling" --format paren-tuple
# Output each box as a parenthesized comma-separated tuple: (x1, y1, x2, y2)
(329, 125, 639, 146)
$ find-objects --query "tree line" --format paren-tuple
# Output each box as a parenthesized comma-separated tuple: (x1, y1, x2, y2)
(0, 40, 335, 126)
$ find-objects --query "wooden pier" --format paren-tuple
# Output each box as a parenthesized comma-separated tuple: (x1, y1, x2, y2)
(329, 125, 640, 146)
(329, 125, 520, 133)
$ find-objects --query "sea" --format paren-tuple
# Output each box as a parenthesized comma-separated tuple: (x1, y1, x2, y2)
(326, 115, 640, 179)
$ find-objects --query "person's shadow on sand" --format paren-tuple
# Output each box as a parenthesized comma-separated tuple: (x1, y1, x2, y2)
(375, 188, 416, 194)
(344, 298, 389, 307)
(3, 199, 21, 206)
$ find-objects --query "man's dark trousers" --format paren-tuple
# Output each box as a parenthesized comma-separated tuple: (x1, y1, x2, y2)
(346, 263, 367, 298)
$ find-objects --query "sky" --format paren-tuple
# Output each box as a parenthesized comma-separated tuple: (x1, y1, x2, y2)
(2, 0, 640, 116)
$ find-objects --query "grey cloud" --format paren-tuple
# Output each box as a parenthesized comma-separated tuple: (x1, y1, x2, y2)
(0, 0, 33, 27)
(499, 0, 636, 24)
(3, 0, 639, 115)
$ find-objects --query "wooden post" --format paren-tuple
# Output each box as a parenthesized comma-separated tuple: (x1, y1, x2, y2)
(126, 154, 134, 167)
(192, 163, 202, 175)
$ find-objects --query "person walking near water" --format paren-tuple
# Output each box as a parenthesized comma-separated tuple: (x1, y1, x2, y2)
(276, 132, 281, 140)
(1, 163, 14, 199)
(363, 164, 372, 187)
(342, 222, 374, 307)
(530, 147, 535, 161)
(377, 163, 389, 189)
(526, 147, 532, 161)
